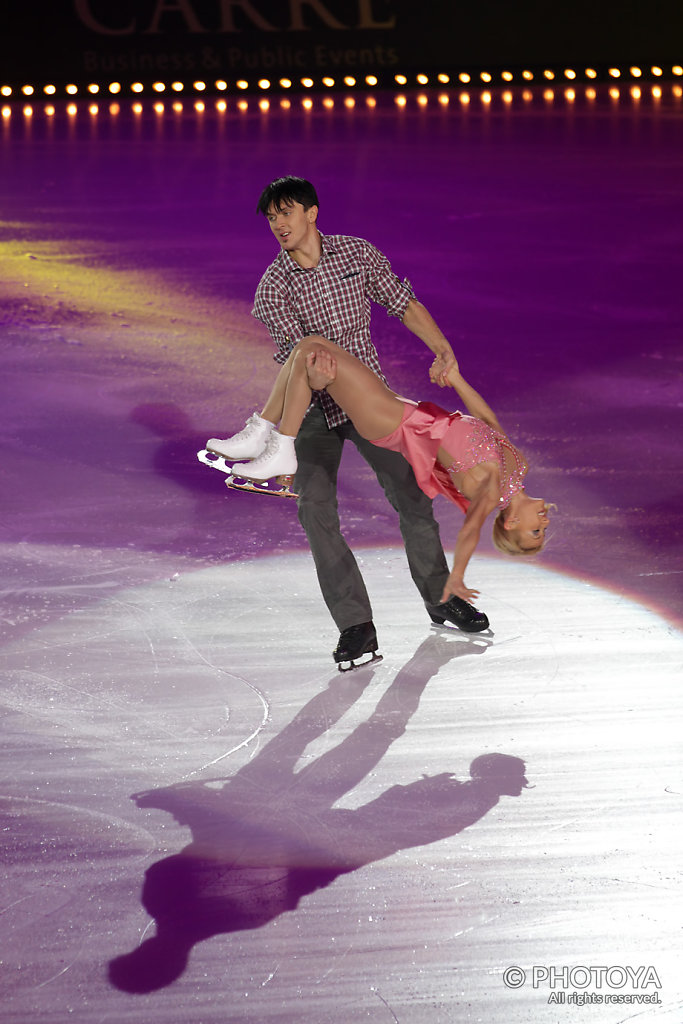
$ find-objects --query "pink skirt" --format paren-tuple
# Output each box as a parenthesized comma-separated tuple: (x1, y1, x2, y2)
(372, 401, 470, 513)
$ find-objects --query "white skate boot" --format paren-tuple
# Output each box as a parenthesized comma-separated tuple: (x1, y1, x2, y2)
(206, 413, 273, 460)
(231, 431, 297, 481)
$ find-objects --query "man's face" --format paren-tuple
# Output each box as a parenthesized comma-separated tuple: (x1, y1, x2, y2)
(266, 200, 318, 253)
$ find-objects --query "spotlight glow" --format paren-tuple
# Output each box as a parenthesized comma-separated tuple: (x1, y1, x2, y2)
(280, 78, 292, 89)
(480, 72, 492, 82)
(215, 80, 227, 91)
(66, 84, 78, 95)
(22, 85, 34, 96)
(417, 74, 429, 85)
(366, 75, 378, 86)
(193, 81, 206, 92)
(585, 68, 597, 79)
(237, 80, 248, 90)
(522, 70, 534, 81)
(609, 68, 621, 78)
(172, 82, 184, 92)
(502, 71, 513, 81)
(108, 82, 121, 94)
(87, 83, 99, 94)
(258, 79, 271, 90)
(394, 74, 407, 85)
(344, 76, 356, 87)
(153, 82, 165, 92)
(322, 77, 335, 87)
(131, 83, 144, 94)
(459, 72, 471, 83)
(301, 77, 314, 88)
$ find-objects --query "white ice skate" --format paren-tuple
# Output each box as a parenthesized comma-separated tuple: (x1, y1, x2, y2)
(206, 412, 273, 460)
(231, 431, 297, 481)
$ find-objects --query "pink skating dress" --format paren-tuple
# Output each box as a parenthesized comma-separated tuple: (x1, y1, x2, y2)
(372, 401, 527, 514)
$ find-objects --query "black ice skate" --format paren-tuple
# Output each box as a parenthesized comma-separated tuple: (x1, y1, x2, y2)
(333, 621, 383, 672)
(425, 596, 490, 633)
(196, 448, 298, 499)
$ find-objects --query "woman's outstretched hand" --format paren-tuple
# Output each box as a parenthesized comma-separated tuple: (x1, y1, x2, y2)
(429, 349, 459, 387)
(306, 349, 337, 391)
(440, 570, 480, 605)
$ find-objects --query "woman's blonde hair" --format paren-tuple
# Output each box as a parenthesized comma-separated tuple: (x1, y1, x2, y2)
(492, 502, 555, 556)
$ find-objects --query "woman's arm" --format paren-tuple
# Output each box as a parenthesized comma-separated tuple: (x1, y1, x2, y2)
(441, 480, 498, 603)
(443, 366, 504, 434)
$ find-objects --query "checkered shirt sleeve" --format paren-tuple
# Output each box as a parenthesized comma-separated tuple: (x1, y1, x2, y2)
(252, 234, 415, 428)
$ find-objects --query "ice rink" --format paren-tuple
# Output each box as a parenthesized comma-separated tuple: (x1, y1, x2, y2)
(2, 84, 682, 1022)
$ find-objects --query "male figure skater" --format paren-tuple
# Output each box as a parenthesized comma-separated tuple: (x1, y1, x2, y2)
(237, 176, 489, 666)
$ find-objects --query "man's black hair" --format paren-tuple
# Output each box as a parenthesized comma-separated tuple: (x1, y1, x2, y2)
(256, 176, 319, 215)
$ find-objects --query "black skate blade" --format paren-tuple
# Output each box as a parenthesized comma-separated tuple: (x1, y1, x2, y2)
(337, 651, 383, 673)
(225, 474, 298, 499)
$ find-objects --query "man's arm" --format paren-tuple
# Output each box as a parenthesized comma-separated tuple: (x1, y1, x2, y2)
(401, 298, 456, 382)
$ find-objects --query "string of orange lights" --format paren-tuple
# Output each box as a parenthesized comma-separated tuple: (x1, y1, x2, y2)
(3, 83, 682, 123)
(2, 64, 682, 104)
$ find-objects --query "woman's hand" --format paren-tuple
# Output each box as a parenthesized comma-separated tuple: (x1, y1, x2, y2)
(429, 349, 459, 387)
(440, 570, 480, 605)
(306, 349, 337, 391)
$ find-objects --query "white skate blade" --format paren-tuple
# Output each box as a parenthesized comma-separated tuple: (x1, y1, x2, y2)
(197, 448, 234, 474)
(225, 474, 298, 499)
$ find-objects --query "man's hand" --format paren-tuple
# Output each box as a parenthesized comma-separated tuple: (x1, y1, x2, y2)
(305, 349, 337, 391)
(429, 348, 458, 387)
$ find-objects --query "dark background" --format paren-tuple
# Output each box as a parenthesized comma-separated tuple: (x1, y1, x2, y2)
(4, 0, 683, 87)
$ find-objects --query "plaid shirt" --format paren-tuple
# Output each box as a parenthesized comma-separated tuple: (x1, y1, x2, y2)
(252, 232, 415, 428)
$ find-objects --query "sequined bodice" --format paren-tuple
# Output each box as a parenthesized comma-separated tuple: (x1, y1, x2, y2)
(445, 416, 527, 509)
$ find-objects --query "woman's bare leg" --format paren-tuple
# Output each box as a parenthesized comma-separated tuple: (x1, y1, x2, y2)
(279, 336, 408, 440)
(259, 347, 298, 425)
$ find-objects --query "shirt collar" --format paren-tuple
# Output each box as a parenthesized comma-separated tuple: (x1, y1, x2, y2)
(277, 231, 338, 272)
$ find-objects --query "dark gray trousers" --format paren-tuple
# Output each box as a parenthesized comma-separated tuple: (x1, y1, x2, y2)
(294, 405, 449, 631)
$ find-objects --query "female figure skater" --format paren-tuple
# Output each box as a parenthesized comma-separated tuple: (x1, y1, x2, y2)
(208, 337, 552, 605)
